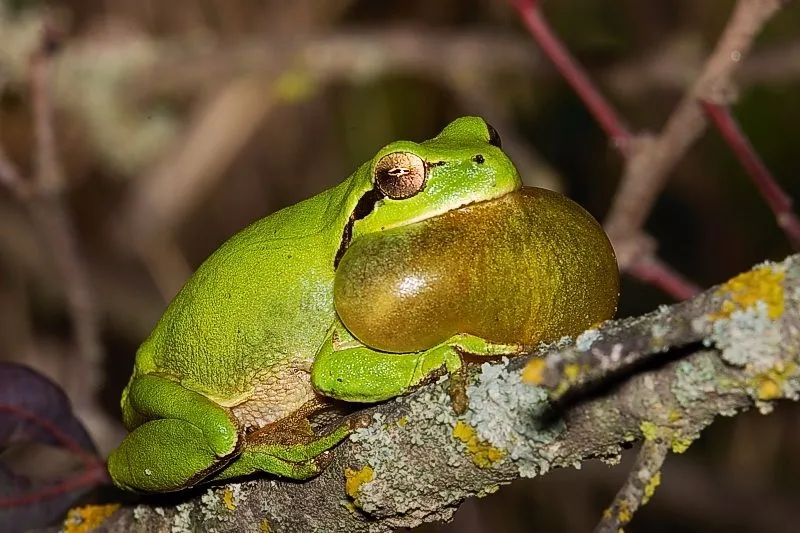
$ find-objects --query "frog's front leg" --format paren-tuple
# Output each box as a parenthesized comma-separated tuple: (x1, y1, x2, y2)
(107, 374, 241, 492)
(311, 321, 522, 404)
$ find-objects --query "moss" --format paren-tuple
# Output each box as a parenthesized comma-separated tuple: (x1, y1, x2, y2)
(199, 486, 236, 524)
(522, 356, 589, 398)
(344, 465, 375, 503)
(260, 518, 272, 532)
(563, 362, 583, 382)
(63, 504, 120, 533)
(172, 502, 193, 532)
(575, 328, 601, 351)
(452, 421, 507, 468)
(671, 357, 718, 409)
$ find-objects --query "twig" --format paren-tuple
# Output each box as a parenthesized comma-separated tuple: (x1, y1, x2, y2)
(510, 0, 631, 151)
(603, 0, 785, 242)
(510, 0, 701, 299)
(701, 99, 800, 250)
(594, 439, 669, 533)
(29, 42, 103, 375)
(0, 32, 103, 389)
(523, 295, 704, 401)
(608, 38, 800, 98)
(627, 255, 702, 300)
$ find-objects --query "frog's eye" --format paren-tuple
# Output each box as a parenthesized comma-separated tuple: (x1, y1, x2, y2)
(485, 121, 502, 148)
(374, 152, 427, 200)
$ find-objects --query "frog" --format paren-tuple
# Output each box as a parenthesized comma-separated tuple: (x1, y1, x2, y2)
(107, 116, 535, 493)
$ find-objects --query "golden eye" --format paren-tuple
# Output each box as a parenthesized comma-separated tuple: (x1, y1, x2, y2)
(374, 152, 427, 200)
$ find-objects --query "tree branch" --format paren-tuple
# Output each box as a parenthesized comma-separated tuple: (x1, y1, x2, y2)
(604, 0, 785, 243)
(90, 252, 800, 532)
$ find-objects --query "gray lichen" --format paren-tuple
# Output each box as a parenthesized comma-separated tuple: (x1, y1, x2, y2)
(465, 359, 564, 478)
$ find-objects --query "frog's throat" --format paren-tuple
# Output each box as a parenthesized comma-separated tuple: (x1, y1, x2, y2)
(336, 185, 519, 267)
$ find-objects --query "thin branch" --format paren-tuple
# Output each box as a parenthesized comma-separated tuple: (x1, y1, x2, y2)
(509, 0, 701, 299)
(28, 40, 103, 376)
(0, 32, 104, 388)
(510, 0, 631, 151)
(627, 255, 702, 300)
(608, 37, 800, 98)
(594, 439, 669, 533)
(603, 0, 785, 242)
(701, 99, 800, 250)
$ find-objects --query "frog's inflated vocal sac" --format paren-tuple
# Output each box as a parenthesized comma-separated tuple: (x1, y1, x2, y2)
(107, 117, 619, 492)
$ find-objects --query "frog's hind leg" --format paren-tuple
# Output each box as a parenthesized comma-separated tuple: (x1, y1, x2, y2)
(108, 375, 242, 492)
(213, 398, 353, 482)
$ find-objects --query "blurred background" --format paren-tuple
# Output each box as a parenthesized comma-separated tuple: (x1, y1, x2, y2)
(1, 0, 800, 531)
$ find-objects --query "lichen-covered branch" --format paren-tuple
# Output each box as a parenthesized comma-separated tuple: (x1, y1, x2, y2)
(82, 252, 800, 533)
(594, 438, 668, 533)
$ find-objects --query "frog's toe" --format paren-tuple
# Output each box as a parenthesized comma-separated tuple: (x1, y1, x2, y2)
(108, 419, 227, 492)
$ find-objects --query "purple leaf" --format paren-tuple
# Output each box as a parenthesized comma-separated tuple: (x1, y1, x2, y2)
(0, 363, 96, 456)
(0, 363, 107, 532)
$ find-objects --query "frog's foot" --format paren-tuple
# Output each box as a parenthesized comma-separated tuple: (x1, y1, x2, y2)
(214, 422, 351, 482)
(108, 418, 236, 492)
(441, 334, 523, 413)
(109, 375, 242, 492)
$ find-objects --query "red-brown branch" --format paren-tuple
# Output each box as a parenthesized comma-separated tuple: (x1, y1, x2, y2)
(701, 100, 800, 250)
(511, 0, 632, 152)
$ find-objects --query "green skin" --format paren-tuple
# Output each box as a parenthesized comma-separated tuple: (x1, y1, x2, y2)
(107, 117, 523, 492)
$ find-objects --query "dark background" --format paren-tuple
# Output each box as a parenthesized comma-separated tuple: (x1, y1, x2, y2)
(1, 1, 799, 531)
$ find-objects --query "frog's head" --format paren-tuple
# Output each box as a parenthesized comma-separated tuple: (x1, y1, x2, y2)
(349, 116, 522, 241)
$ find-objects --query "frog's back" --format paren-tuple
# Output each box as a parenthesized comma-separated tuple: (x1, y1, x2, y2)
(135, 184, 350, 399)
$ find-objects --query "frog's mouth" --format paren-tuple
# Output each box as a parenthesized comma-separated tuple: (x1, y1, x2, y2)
(334, 186, 385, 268)
(334, 182, 518, 269)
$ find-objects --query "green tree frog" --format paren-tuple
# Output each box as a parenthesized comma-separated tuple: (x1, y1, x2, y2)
(107, 117, 619, 493)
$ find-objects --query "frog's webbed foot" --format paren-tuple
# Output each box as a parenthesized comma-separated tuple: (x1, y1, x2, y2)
(108, 375, 243, 492)
(214, 403, 353, 482)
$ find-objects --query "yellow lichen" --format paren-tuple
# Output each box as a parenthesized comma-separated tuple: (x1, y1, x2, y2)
(639, 421, 659, 441)
(753, 362, 796, 400)
(222, 487, 237, 511)
(63, 504, 120, 533)
(344, 465, 374, 501)
(711, 266, 785, 320)
(617, 501, 632, 524)
(452, 421, 506, 468)
(563, 363, 583, 382)
(670, 437, 693, 454)
(521, 358, 546, 385)
(260, 518, 271, 532)
(397, 417, 408, 428)
(642, 472, 661, 505)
